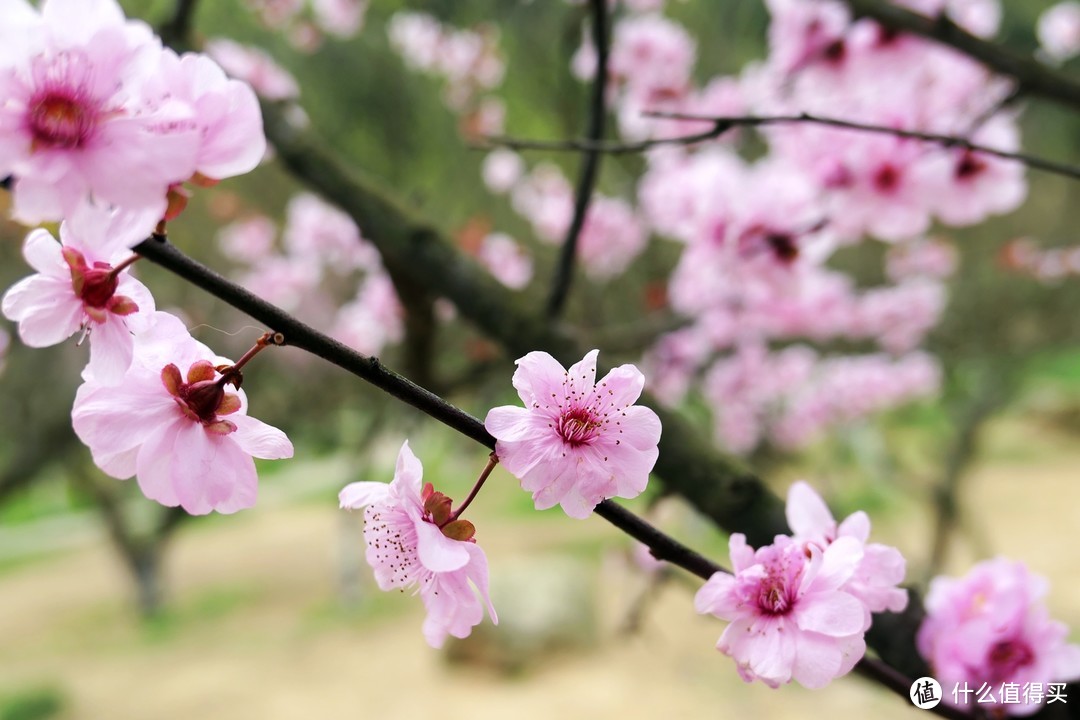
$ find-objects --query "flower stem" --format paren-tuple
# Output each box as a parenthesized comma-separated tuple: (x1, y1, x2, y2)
(450, 452, 498, 521)
(107, 253, 142, 280)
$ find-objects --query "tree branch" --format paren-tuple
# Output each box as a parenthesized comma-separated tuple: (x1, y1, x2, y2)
(837, 0, 1080, 111)
(158, 0, 200, 48)
(545, 0, 609, 319)
(132, 230, 970, 718)
(259, 99, 788, 549)
(131, 235, 731, 596)
(484, 112, 1080, 182)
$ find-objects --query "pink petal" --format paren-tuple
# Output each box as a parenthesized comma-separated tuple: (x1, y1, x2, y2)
(2, 275, 82, 347)
(22, 229, 68, 277)
(484, 405, 538, 442)
(86, 315, 135, 385)
(564, 348, 599, 401)
(794, 590, 868, 637)
(414, 519, 470, 572)
(338, 481, 389, 509)
(837, 510, 870, 542)
(511, 350, 571, 408)
(786, 481, 835, 539)
(592, 362, 646, 410)
(230, 414, 293, 459)
(791, 631, 846, 689)
(694, 571, 738, 616)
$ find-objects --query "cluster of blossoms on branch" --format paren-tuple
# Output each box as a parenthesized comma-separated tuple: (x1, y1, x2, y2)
(696, 482, 907, 688)
(918, 558, 1080, 716)
(0, 0, 292, 513)
(240, 0, 367, 52)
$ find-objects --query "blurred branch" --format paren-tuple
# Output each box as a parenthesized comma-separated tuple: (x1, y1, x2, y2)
(838, 0, 1080, 111)
(545, 0, 609, 320)
(158, 0, 200, 48)
(484, 112, 1080, 182)
(924, 363, 1013, 583)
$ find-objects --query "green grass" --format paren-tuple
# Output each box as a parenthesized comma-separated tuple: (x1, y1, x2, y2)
(0, 686, 65, 720)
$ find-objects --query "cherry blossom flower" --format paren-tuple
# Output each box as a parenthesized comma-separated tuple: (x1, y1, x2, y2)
(1, 204, 158, 384)
(0, 0, 200, 223)
(339, 441, 497, 648)
(477, 233, 533, 290)
(481, 149, 524, 194)
(205, 38, 300, 101)
(918, 558, 1080, 716)
(218, 215, 278, 264)
(1038, 1, 1080, 62)
(71, 312, 293, 514)
(695, 533, 871, 688)
(785, 481, 907, 613)
(484, 350, 662, 519)
(149, 49, 267, 183)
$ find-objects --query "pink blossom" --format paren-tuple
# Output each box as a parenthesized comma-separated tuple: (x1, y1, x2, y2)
(694, 533, 870, 688)
(311, 0, 367, 38)
(918, 558, 1080, 716)
(205, 38, 300, 101)
(218, 215, 278, 264)
(149, 49, 267, 182)
(481, 149, 524, 194)
(71, 312, 293, 514)
(578, 196, 649, 281)
(477, 233, 533, 290)
(1039, 1, 1080, 61)
(0, 0, 200, 223)
(1, 204, 157, 385)
(511, 163, 574, 243)
(885, 238, 958, 281)
(785, 481, 908, 613)
(609, 14, 696, 100)
(330, 273, 404, 356)
(282, 192, 378, 272)
(484, 350, 662, 519)
(0, 325, 9, 375)
(339, 441, 497, 648)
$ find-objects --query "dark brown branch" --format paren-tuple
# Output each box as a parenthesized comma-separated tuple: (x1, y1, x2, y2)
(545, 0, 610, 319)
(158, 0, 200, 47)
(837, 0, 1080, 111)
(131, 235, 725, 585)
(484, 111, 1080, 182)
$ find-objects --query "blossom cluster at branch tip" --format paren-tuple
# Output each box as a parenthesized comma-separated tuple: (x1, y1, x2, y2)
(918, 558, 1080, 716)
(484, 349, 662, 519)
(339, 441, 497, 648)
(0, 0, 265, 230)
(694, 482, 907, 688)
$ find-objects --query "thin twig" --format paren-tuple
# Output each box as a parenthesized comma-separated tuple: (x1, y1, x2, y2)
(483, 111, 1080, 182)
(545, 0, 610, 319)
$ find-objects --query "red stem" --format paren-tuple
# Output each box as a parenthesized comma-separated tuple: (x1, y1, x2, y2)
(450, 452, 498, 521)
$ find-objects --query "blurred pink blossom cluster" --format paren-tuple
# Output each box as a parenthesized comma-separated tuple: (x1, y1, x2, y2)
(205, 38, 301, 101)
(241, 0, 367, 51)
(694, 343, 939, 453)
(220, 193, 404, 358)
(696, 482, 907, 688)
(918, 558, 1080, 716)
(387, 11, 505, 119)
(619, 0, 1027, 454)
(507, 162, 650, 280)
(0, 0, 265, 228)
(1001, 238, 1080, 284)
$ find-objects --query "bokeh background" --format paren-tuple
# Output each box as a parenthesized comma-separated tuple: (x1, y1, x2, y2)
(2, 1, 1080, 718)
